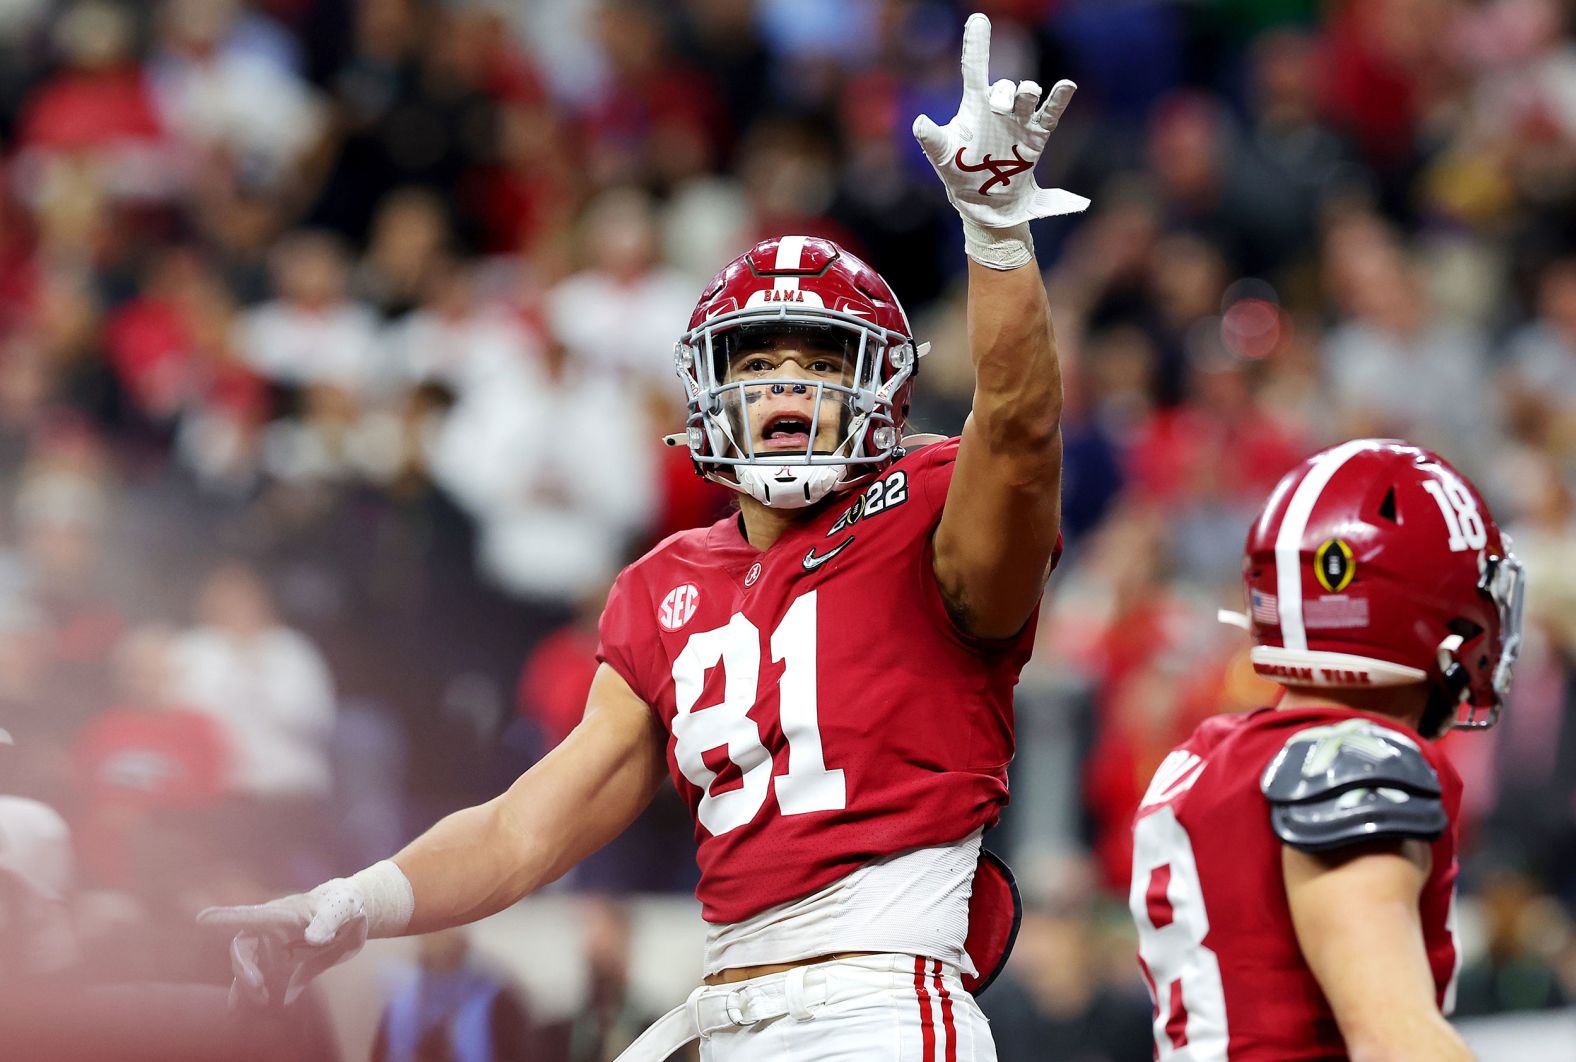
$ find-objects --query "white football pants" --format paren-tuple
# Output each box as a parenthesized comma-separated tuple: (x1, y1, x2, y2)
(618, 953, 996, 1062)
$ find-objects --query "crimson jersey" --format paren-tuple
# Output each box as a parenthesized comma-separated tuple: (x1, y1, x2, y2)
(1129, 707, 1462, 1060)
(597, 438, 1041, 923)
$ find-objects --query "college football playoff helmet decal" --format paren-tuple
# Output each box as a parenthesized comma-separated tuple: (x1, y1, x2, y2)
(673, 236, 927, 508)
(1235, 439, 1524, 734)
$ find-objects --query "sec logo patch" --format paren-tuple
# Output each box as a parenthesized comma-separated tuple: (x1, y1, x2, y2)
(658, 583, 701, 632)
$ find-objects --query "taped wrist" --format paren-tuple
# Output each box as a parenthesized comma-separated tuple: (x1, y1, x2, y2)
(349, 859, 415, 938)
(963, 220, 1034, 270)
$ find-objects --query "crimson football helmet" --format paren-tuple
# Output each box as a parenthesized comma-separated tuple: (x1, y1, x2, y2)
(1231, 439, 1524, 735)
(672, 236, 926, 508)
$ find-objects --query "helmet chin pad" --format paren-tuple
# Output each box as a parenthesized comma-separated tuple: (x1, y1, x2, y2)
(734, 463, 847, 509)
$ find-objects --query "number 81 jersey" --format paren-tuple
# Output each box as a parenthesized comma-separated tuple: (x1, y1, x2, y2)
(597, 439, 1044, 924)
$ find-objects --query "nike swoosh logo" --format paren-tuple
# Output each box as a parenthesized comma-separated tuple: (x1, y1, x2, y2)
(803, 536, 853, 571)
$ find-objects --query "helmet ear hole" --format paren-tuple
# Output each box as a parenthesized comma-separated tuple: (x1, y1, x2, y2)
(1378, 486, 1398, 523)
(1448, 618, 1484, 641)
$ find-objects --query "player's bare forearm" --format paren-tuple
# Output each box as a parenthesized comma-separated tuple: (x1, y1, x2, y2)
(395, 664, 667, 934)
(963, 257, 1063, 464)
(932, 259, 1064, 639)
(1284, 843, 1473, 1062)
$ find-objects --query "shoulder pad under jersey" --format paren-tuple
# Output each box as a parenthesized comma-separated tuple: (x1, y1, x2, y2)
(1259, 718, 1447, 852)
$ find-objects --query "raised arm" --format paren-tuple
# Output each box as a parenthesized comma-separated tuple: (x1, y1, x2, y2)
(200, 663, 667, 1003)
(913, 13, 1087, 639)
(935, 261, 1063, 638)
(1284, 843, 1473, 1062)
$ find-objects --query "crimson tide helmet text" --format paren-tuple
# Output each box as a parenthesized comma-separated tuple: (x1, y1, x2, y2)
(673, 236, 925, 508)
(1236, 439, 1524, 735)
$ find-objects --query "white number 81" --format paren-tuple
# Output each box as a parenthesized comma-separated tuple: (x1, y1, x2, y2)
(670, 591, 846, 835)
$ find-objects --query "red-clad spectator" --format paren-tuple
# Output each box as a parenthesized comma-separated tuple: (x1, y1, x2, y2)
(580, 2, 725, 189)
(431, 3, 545, 107)
(17, 4, 161, 154)
(0, 167, 37, 339)
(515, 613, 599, 752)
(1086, 634, 1285, 886)
(1039, 506, 1267, 890)
(462, 98, 578, 261)
(1124, 380, 1307, 511)
(105, 249, 263, 421)
(73, 625, 229, 888)
(646, 389, 732, 546)
(104, 289, 186, 420)
(15, 3, 175, 205)
(1315, 0, 1450, 172)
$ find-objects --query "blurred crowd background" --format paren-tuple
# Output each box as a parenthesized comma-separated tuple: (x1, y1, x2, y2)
(1, 0, 1575, 1058)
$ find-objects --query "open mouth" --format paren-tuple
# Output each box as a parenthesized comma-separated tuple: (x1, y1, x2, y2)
(759, 411, 814, 451)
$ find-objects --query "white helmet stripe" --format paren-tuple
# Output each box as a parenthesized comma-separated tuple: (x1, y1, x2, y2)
(773, 234, 808, 292)
(1274, 439, 1372, 651)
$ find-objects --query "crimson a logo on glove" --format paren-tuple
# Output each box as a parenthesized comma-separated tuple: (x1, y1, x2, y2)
(953, 145, 1033, 195)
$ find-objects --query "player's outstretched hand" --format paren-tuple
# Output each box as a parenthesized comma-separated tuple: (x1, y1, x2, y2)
(912, 12, 1089, 229)
(198, 878, 370, 1007)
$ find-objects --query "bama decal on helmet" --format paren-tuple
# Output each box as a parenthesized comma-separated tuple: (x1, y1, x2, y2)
(745, 288, 823, 307)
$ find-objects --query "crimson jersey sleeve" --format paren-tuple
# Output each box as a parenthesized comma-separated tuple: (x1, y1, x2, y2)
(590, 438, 1052, 922)
(596, 558, 655, 703)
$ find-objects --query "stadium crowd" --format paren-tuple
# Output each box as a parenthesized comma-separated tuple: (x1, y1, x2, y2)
(0, 0, 1574, 1058)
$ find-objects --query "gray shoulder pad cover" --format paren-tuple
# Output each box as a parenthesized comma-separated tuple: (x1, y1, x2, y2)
(1260, 718, 1447, 852)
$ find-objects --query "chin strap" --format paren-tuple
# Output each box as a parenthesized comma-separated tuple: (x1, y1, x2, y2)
(733, 463, 847, 508)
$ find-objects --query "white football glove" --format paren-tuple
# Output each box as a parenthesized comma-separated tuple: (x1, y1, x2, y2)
(913, 13, 1089, 267)
(197, 860, 412, 1006)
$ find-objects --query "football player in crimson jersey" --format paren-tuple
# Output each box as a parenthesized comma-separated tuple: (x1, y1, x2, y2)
(200, 13, 1087, 1061)
(1129, 440, 1525, 1061)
